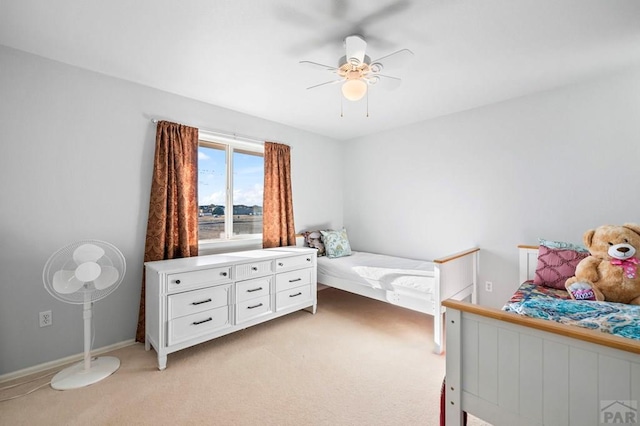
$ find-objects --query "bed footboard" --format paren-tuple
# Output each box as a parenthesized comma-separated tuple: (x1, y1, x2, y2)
(443, 299, 640, 426)
(433, 247, 479, 354)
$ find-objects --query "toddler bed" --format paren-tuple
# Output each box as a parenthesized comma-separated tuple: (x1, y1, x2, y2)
(443, 245, 640, 426)
(306, 230, 479, 354)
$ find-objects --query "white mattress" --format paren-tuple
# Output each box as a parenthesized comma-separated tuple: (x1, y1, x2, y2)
(317, 251, 435, 297)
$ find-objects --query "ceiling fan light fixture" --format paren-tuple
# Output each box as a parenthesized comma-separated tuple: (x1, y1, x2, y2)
(342, 79, 367, 101)
(301, 34, 413, 108)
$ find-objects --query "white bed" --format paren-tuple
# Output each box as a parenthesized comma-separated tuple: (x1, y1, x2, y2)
(444, 246, 640, 426)
(317, 247, 480, 354)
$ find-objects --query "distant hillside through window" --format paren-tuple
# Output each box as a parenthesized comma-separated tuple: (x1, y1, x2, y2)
(198, 139, 263, 241)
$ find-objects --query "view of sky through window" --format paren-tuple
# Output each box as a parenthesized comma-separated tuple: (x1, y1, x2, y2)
(198, 146, 264, 208)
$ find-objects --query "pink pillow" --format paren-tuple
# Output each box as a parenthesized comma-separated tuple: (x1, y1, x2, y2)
(533, 245, 589, 290)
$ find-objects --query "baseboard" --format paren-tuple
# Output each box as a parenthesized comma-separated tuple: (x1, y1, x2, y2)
(0, 339, 137, 383)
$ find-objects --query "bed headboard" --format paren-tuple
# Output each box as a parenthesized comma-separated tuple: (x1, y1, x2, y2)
(518, 245, 539, 283)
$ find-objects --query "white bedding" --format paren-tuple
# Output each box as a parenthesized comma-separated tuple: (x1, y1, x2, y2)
(315, 246, 479, 354)
(317, 251, 435, 298)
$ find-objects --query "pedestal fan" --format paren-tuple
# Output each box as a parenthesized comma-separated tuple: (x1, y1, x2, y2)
(42, 240, 126, 390)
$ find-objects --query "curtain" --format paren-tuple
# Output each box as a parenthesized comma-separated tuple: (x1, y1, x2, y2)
(262, 142, 296, 248)
(135, 121, 199, 343)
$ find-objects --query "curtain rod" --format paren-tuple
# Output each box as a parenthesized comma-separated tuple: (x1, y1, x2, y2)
(151, 118, 273, 146)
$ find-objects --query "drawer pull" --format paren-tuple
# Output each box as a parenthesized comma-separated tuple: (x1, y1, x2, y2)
(247, 287, 263, 293)
(192, 317, 213, 326)
(175, 279, 181, 284)
(306, 258, 311, 262)
(251, 266, 258, 271)
(289, 278, 302, 283)
(220, 272, 228, 277)
(278, 262, 284, 267)
(289, 292, 302, 298)
(247, 303, 263, 310)
(191, 298, 212, 306)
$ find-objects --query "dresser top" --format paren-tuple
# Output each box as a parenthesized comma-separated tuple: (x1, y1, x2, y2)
(145, 247, 316, 274)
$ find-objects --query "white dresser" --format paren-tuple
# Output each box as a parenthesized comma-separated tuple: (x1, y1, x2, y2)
(144, 247, 317, 370)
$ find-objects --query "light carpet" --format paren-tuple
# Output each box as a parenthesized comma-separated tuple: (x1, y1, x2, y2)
(0, 288, 489, 425)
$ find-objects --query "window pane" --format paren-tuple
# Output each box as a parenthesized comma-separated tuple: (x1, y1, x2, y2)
(232, 150, 263, 236)
(198, 144, 226, 240)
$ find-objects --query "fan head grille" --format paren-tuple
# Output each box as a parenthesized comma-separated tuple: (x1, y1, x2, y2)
(43, 240, 126, 304)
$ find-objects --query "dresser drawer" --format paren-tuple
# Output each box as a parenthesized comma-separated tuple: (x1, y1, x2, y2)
(236, 276, 271, 303)
(275, 254, 314, 272)
(168, 284, 231, 319)
(235, 260, 273, 281)
(167, 266, 232, 292)
(236, 295, 272, 324)
(276, 285, 312, 311)
(168, 306, 231, 345)
(276, 268, 312, 292)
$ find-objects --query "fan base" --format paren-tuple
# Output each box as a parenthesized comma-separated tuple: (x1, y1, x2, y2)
(51, 356, 120, 390)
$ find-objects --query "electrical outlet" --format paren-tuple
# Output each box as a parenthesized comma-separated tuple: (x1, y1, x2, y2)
(485, 281, 493, 292)
(39, 310, 52, 327)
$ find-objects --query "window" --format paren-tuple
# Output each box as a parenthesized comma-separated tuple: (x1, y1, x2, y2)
(197, 133, 264, 245)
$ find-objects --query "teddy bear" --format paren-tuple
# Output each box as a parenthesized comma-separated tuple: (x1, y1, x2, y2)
(565, 223, 640, 305)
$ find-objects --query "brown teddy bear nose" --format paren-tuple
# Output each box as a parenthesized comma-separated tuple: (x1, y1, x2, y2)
(619, 247, 630, 253)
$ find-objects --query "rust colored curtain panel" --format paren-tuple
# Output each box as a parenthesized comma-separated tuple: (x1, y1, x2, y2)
(135, 121, 199, 343)
(262, 142, 296, 248)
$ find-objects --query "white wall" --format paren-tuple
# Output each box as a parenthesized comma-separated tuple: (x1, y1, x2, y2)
(343, 65, 640, 307)
(0, 45, 344, 376)
(4, 42, 640, 376)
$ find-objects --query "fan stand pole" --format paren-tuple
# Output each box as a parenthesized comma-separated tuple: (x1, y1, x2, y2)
(50, 292, 121, 390)
(83, 296, 92, 371)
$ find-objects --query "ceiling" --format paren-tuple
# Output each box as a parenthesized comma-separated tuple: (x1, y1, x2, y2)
(2, 0, 640, 141)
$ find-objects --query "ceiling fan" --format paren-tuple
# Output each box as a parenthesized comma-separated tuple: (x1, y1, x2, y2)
(300, 34, 414, 102)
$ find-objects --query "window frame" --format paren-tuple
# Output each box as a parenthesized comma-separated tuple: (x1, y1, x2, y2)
(197, 131, 264, 253)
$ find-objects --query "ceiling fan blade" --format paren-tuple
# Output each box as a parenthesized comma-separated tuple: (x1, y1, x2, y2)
(330, 0, 348, 18)
(357, 0, 411, 27)
(345, 35, 367, 64)
(275, 5, 321, 27)
(299, 60, 339, 72)
(306, 79, 343, 90)
(368, 74, 402, 90)
(371, 49, 414, 72)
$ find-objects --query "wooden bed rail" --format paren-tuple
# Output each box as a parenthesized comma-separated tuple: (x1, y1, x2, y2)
(442, 299, 640, 354)
(433, 247, 480, 264)
(517, 244, 539, 250)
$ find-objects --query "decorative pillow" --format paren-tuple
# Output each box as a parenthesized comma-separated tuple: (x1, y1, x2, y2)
(539, 238, 588, 253)
(533, 245, 589, 289)
(320, 229, 352, 259)
(302, 230, 326, 256)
